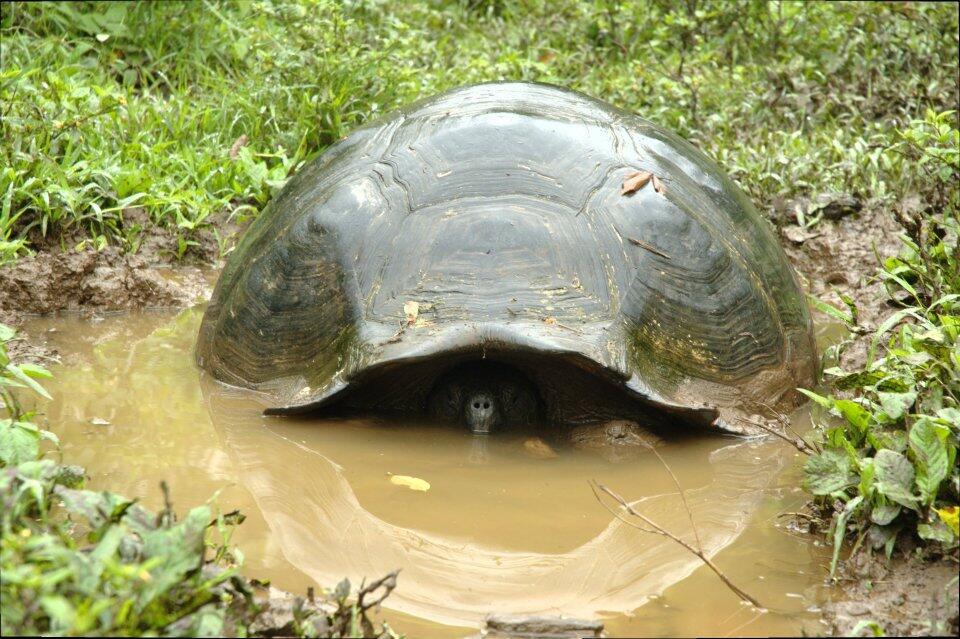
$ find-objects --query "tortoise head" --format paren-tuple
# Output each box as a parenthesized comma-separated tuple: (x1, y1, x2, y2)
(463, 389, 499, 435)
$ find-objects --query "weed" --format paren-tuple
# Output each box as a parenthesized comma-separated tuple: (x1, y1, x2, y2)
(801, 111, 959, 574)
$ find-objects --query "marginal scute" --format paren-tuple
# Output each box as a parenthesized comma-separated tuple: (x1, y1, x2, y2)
(196, 82, 817, 433)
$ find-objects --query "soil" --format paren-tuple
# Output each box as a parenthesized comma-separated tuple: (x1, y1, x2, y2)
(0, 215, 237, 363)
(776, 197, 905, 371)
(2, 198, 956, 636)
(822, 552, 959, 636)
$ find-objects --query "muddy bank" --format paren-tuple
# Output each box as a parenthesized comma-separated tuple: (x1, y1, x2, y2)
(776, 197, 905, 370)
(0, 218, 238, 363)
(823, 553, 959, 636)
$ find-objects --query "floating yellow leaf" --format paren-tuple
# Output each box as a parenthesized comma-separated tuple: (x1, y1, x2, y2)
(935, 506, 959, 536)
(389, 474, 430, 492)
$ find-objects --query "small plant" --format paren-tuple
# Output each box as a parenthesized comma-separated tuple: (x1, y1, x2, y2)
(800, 116, 959, 574)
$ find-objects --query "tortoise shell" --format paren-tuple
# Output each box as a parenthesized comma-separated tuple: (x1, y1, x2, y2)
(196, 82, 816, 433)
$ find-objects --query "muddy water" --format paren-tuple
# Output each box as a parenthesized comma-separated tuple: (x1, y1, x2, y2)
(25, 308, 837, 637)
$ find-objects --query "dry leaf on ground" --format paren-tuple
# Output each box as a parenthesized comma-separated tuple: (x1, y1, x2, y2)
(228, 134, 248, 160)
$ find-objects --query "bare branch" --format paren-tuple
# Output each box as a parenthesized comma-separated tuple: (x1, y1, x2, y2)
(647, 446, 703, 552)
(739, 415, 815, 455)
(591, 481, 761, 608)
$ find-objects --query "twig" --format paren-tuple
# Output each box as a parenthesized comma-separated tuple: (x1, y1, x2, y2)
(628, 237, 672, 260)
(591, 481, 761, 607)
(758, 401, 819, 453)
(739, 416, 815, 455)
(648, 446, 702, 552)
(777, 511, 819, 521)
(356, 570, 399, 613)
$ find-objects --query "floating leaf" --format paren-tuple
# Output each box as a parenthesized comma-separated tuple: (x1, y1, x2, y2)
(620, 170, 652, 195)
(389, 474, 430, 492)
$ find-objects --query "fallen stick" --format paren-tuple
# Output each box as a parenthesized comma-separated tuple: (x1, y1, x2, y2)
(590, 481, 761, 608)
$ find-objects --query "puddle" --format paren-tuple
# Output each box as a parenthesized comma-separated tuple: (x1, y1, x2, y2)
(25, 308, 837, 637)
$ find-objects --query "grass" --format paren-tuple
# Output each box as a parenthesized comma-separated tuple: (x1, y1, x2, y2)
(1, 1, 957, 263)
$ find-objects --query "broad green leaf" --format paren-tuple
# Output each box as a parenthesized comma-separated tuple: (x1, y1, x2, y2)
(18, 362, 52, 379)
(909, 418, 949, 503)
(877, 391, 916, 421)
(0, 418, 40, 465)
(40, 596, 77, 632)
(4, 363, 52, 400)
(803, 449, 853, 495)
(807, 295, 854, 325)
(870, 502, 901, 526)
(188, 605, 226, 638)
(917, 520, 956, 544)
(139, 505, 211, 608)
(873, 449, 918, 507)
(850, 620, 885, 637)
(0, 323, 15, 342)
(797, 388, 833, 410)
(833, 399, 872, 433)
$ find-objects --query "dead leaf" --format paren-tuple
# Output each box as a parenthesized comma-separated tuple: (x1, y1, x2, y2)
(403, 300, 419, 325)
(229, 134, 249, 160)
(388, 474, 430, 491)
(543, 316, 557, 325)
(651, 175, 665, 194)
(621, 170, 653, 195)
(523, 438, 558, 459)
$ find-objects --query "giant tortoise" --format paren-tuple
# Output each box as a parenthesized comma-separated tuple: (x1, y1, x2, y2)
(196, 82, 816, 436)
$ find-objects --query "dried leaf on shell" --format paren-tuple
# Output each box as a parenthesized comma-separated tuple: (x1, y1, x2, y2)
(403, 301, 419, 325)
(620, 170, 653, 195)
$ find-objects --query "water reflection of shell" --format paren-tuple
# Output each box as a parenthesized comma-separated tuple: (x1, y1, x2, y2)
(202, 379, 789, 627)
